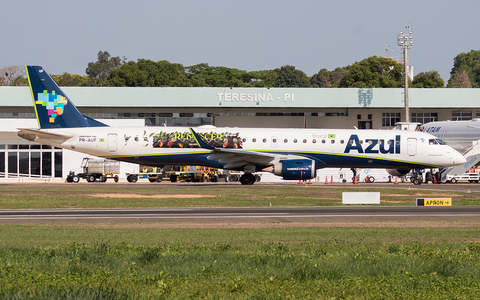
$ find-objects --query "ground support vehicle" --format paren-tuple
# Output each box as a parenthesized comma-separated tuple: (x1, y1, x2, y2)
(164, 166, 219, 183)
(445, 173, 480, 184)
(66, 158, 120, 183)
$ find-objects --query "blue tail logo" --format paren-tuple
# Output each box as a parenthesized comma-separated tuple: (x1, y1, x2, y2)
(26, 65, 108, 129)
(35, 90, 68, 124)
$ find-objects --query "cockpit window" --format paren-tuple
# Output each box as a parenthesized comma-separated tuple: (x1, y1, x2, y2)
(429, 139, 447, 145)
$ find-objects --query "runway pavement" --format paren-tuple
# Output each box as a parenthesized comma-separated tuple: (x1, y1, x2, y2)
(1, 206, 479, 225)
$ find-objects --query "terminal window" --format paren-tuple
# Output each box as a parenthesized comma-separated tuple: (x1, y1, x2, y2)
(382, 112, 400, 127)
(411, 112, 437, 123)
(452, 111, 472, 121)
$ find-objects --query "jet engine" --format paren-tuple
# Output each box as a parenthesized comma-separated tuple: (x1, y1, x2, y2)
(386, 168, 411, 177)
(265, 159, 316, 180)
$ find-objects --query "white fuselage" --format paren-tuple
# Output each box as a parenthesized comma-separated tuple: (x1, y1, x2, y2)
(33, 126, 465, 170)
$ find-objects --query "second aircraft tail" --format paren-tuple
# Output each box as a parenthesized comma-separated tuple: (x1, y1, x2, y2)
(25, 65, 108, 129)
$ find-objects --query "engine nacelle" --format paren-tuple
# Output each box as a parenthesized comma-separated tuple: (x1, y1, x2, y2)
(386, 168, 411, 177)
(270, 159, 316, 180)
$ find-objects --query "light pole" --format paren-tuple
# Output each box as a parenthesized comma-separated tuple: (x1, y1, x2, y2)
(397, 28, 413, 122)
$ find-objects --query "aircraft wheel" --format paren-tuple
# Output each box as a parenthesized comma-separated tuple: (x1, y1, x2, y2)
(240, 173, 255, 185)
(72, 176, 80, 183)
(412, 177, 422, 185)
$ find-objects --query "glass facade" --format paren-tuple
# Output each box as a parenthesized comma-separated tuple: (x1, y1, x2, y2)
(0, 144, 62, 178)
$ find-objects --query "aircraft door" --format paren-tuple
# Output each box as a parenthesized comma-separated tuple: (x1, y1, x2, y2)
(271, 136, 278, 148)
(108, 133, 117, 152)
(407, 138, 417, 156)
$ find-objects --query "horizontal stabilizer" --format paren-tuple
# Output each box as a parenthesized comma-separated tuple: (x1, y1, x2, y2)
(17, 128, 73, 141)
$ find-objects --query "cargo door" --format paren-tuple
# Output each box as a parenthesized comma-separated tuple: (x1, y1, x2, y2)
(407, 138, 417, 156)
(108, 133, 117, 152)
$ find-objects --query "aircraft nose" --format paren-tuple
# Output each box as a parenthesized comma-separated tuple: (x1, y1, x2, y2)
(452, 150, 466, 166)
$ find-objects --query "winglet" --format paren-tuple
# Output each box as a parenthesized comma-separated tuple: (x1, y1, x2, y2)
(189, 128, 215, 150)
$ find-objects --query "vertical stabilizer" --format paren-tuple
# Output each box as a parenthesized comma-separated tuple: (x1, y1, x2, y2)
(25, 66, 108, 129)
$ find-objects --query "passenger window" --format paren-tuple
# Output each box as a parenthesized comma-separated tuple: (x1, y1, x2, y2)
(294, 139, 298, 143)
(349, 140, 353, 144)
(272, 138, 277, 143)
(263, 138, 267, 143)
(252, 138, 256, 142)
(284, 139, 288, 143)
(242, 138, 246, 142)
(322, 139, 326, 143)
(340, 140, 344, 144)
(331, 140, 335, 144)
(312, 139, 317, 143)
(303, 139, 307, 143)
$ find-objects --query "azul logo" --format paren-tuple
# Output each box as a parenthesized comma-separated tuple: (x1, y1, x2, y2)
(35, 90, 68, 123)
(344, 135, 401, 154)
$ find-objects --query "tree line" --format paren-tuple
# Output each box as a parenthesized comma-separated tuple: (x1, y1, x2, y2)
(2, 50, 480, 88)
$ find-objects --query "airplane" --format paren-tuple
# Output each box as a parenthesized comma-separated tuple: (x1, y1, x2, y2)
(419, 119, 480, 153)
(18, 65, 466, 185)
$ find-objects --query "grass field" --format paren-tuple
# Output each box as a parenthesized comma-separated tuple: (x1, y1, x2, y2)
(0, 184, 479, 298)
(0, 225, 479, 299)
(0, 185, 478, 209)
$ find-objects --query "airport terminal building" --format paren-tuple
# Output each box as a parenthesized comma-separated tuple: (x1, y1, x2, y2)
(1, 86, 479, 180)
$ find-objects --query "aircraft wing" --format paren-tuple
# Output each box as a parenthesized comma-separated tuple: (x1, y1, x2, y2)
(189, 128, 309, 169)
(17, 128, 73, 142)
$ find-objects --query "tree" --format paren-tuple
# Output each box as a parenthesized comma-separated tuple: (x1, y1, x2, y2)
(311, 67, 349, 87)
(337, 56, 403, 88)
(274, 65, 311, 87)
(447, 50, 480, 88)
(51, 73, 95, 86)
(0, 66, 26, 86)
(448, 70, 473, 88)
(106, 59, 190, 87)
(86, 51, 126, 84)
(186, 63, 249, 87)
(411, 71, 444, 88)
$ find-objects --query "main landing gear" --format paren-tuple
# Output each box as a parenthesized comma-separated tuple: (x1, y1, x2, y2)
(411, 173, 423, 185)
(240, 173, 256, 185)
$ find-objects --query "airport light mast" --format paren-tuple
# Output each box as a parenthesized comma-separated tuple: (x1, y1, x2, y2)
(397, 27, 413, 122)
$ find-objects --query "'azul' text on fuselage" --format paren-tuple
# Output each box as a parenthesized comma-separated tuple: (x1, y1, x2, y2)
(344, 135, 401, 154)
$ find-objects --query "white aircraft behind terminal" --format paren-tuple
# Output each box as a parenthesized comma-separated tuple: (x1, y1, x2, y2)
(18, 66, 466, 185)
(420, 119, 480, 153)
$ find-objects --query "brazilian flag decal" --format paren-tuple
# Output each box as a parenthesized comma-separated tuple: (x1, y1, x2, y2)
(328, 134, 336, 138)
(99, 138, 105, 142)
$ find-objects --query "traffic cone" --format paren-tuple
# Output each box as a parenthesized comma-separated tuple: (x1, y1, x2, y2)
(298, 180, 302, 184)
(394, 177, 398, 184)
(434, 176, 437, 184)
(308, 179, 312, 184)
(325, 176, 328, 184)
(353, 176, 357, 184)
(330, 176, 333, 184)
(402, 177, 406, 183)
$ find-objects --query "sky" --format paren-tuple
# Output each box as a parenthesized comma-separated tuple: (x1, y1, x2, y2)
(2, 0, 480, 83)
